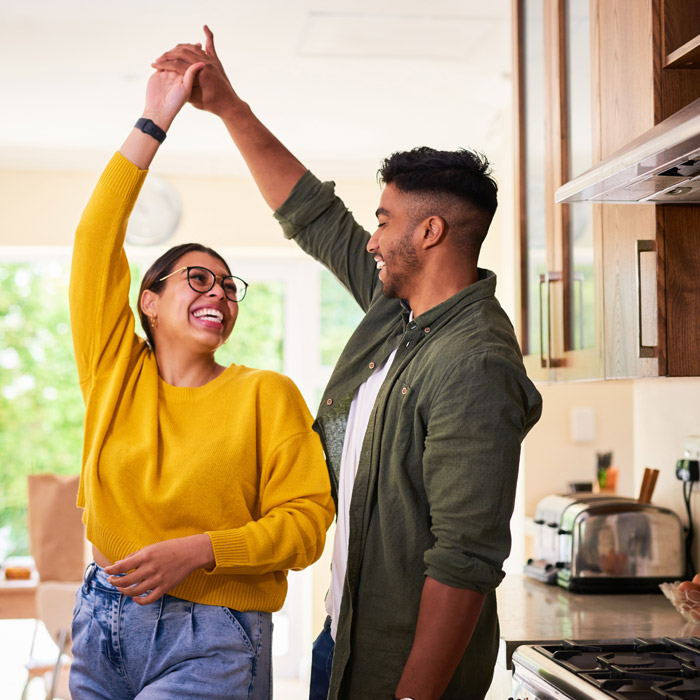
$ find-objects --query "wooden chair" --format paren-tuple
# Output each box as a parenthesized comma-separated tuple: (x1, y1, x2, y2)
(21, 581, 79, 699)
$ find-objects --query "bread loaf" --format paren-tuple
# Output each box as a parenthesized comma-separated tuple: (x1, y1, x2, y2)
(4, 566, 32, 580)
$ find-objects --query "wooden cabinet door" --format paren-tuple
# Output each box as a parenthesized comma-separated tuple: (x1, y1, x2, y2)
(592, 0, 663, 378)
(515, 0, 550, 380)
(514, 0, 603, 381)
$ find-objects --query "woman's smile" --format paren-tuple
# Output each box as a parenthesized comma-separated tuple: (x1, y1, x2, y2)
(191, 305, 225, 328)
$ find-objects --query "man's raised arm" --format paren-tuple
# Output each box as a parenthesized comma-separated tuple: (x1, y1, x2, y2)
(153, 25, 306, 211)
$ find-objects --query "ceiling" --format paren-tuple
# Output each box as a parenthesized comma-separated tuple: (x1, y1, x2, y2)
(0, 0, 512, 178)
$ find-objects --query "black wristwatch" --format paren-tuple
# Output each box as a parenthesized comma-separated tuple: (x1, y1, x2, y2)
(134, 117, 167, 143)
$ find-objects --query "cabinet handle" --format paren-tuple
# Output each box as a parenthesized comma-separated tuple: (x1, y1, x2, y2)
(636, 240, 657, 359)
(539, 272, 565, 369)
(539, 274, 547, 368)
(573, 272, 584, 350)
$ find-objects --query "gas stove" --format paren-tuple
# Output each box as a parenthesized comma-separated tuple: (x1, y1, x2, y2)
(511, 638, 700, 700)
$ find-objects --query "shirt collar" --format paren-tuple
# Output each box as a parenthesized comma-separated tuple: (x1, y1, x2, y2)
(402, 268, 497, 329)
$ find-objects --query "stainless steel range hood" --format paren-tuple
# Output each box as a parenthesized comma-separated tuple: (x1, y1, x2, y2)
(556, 97, 700, 204)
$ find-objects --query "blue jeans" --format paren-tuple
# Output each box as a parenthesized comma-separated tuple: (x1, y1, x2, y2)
(308, 616, 334, 700)
(70, 562, 272, 700)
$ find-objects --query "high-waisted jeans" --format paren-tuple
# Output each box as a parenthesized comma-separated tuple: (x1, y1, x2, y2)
(69, 562, 272, 700)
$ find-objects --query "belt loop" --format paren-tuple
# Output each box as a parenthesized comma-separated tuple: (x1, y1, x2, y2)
(82, 561, 97, 590)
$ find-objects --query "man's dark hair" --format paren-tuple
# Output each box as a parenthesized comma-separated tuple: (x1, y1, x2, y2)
(378, 146, 498, 217)
(137, 242, 231, 349)
(377, 147, 498, 257)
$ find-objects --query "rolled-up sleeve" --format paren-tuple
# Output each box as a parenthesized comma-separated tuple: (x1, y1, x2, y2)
(422, 352, 531, 593)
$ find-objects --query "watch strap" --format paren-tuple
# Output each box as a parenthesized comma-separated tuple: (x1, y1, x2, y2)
(134, 118, 167, 143)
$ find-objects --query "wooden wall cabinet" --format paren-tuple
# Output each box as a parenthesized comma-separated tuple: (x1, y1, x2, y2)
(595, 0, 700, 378)
(515, 0, 700, 381)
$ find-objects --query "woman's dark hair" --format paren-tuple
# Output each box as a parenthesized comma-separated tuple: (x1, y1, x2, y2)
(377, 146, 498, 217)
(137, 242, 232, 349)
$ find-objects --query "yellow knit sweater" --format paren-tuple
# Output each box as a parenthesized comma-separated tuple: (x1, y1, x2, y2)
(69, 152, 334, 611)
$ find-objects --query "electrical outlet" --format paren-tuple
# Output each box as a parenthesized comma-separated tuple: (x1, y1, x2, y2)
(685, 436, 700, 460)
(677, 459, 700, 482)
(678, 436, 700, 487)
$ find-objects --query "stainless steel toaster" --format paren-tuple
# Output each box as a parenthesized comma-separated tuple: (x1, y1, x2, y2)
(525, 493, 685, 592)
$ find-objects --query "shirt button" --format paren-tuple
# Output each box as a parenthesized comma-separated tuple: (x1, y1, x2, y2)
(368, 361, 375, 369)
(326, 398, 333, 405)
(425, 327, 431, 333)
(401, 387, 407, 395)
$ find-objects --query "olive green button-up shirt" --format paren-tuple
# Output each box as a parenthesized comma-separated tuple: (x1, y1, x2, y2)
(275, 171, 542, 700)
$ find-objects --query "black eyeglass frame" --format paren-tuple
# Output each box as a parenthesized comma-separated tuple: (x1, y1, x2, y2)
(158, 266, 248, 302)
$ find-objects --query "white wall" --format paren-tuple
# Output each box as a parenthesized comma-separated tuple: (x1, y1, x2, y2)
(522, 380, 636, 515)
(634, 378, 700, 572)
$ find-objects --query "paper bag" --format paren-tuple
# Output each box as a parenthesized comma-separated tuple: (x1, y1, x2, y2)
(27, 474, 85, 581)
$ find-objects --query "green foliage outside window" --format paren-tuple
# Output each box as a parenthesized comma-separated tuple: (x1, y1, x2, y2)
(0, 261, 84, 556)
(216, 281, 284, 373)
(320, 269, 364, 367)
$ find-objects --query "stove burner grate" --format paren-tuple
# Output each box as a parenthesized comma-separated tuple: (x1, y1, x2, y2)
(532, 638, 700, 698)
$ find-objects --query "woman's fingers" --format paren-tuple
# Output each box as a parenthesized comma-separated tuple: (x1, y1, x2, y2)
(104, 553, 137, 576)
(183, 62, 206, 96)
(115, 579, 150, 596)
(154, 45, 208, 70)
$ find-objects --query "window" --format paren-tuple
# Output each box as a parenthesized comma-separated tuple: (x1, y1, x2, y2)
(0, 259, 82, 556)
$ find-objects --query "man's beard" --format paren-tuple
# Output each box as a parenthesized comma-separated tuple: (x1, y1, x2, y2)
(380, 232, 419, 299)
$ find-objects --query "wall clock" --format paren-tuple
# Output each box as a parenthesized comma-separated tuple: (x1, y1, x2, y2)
(126, 174, 182, 246)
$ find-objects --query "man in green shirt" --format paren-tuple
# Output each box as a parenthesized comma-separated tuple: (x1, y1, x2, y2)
(154, 27, 542, 700)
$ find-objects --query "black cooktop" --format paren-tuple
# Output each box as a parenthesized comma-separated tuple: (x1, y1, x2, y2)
(534, 638, 700, 700)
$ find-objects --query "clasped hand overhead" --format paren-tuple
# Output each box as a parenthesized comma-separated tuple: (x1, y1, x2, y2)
(152, 25, 238, 117)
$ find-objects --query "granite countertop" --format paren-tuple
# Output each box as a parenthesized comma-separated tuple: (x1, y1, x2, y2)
(495, 573, 694, 669)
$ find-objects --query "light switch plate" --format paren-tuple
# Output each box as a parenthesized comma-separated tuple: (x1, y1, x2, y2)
(570, 407, 595, 443)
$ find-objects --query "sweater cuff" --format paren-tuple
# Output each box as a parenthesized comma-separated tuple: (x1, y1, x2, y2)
(206, 528, 250, 572)
(98, 152, 148, 204)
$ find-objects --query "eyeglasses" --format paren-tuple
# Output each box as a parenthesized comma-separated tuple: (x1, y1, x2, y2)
(159, 266, 248, 302)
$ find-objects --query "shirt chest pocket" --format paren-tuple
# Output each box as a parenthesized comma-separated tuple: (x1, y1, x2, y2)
(380, 379, 424, 464)
(372, 378, 432, 511)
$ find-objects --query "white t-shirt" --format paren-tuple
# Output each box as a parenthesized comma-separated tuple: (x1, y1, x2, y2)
(325, 345, 398, 640)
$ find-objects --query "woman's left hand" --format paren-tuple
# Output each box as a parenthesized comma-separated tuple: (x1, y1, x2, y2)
(104, 534, 215, 605)
(142, 60, 205, 132)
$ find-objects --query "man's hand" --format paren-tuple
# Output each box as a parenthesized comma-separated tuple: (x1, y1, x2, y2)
(104, 534, 215, 605)
(152, 25, 238, 117)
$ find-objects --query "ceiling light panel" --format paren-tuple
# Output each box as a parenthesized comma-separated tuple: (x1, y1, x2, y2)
(299, 12, 500, 62)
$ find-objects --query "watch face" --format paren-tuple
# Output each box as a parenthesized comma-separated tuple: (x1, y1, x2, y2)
(126, 174, 182, 246)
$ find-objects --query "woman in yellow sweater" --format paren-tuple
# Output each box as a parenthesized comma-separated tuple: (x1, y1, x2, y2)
(68, 59, 334, 699)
